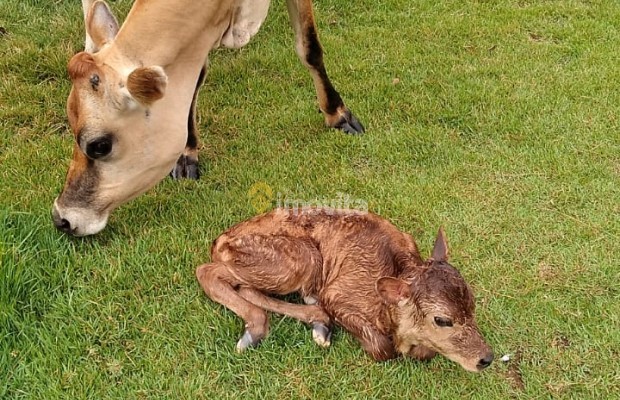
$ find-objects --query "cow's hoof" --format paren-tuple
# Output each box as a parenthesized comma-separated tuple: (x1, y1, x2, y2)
(333, 109, 365, 135)
(311, 322, 332, 348)
(236, 329, 262, 353)
(170, 154, 199, 180)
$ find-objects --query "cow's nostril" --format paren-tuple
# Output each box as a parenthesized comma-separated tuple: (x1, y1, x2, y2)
(54, 217, 73, 234)
(52, 203, 77, 235)
(477, 353, 494, 369)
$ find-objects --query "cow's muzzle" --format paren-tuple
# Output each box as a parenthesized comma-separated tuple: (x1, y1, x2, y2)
(52, 199, 109, 236)
(52, 206, 76, 235)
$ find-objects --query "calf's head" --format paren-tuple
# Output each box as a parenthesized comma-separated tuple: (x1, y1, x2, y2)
(377, 229, 494, 372)
(52, 1, 184, 236)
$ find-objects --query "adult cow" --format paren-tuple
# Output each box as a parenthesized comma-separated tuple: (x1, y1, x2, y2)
(52, 0, 364, 236)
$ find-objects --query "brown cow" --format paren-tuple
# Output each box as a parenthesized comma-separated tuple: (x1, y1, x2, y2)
(196, 208, 494, 372)
(52, 0, 364, 236)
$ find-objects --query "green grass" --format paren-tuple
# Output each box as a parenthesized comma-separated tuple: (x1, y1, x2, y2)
(1, 0, 619, 398)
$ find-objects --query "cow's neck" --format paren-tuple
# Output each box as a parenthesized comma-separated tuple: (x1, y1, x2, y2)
(112, 0, 230, 68)
(95, 0, 231, 101)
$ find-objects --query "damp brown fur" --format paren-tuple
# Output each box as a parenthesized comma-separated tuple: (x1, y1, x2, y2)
(196, 208, 494, 371)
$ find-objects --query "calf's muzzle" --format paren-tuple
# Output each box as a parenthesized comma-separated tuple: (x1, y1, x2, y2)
(477, 352, 494, 370)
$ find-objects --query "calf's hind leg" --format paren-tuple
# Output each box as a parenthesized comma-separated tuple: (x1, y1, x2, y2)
(195, 262, 269, 352)
(286, 0, 365, 134)
(238, 287, 332, 348)
(199, 233, 327, 351)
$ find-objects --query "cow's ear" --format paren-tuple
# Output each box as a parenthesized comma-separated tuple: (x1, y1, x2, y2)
(85, 0, 119, 52)
(127, 66, 168, 105)
(376, 277, 412, 305)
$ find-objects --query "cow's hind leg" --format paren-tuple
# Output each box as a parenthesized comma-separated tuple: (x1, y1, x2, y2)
(195, 262, 269, 352)
(238, 287, 332, 348)
(286, 0, 365, 134)
(171, 65, 207, 179)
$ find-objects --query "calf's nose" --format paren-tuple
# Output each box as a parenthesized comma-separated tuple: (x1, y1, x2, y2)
(477, 352, 494, 370)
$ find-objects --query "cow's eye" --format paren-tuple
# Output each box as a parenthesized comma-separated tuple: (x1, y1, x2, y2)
(434, 316, 453, 327)
(86, 136, 113, 159)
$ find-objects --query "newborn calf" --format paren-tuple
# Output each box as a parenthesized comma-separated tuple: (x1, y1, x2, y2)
(196, 208, 494, 372)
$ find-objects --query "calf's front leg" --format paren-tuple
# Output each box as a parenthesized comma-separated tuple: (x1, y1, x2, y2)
(336, 312, 396, 361)
(321, 288, 395, 361)
(286, 0, 365, 134)
(408, 345, 437, 361)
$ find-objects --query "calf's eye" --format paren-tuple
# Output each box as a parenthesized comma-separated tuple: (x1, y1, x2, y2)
(86, 136, 113, 159)
(434, 316, 453, 327)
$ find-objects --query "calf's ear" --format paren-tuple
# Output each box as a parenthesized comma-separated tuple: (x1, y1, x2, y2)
(376, 277, 412, 304)
(86, 1, 119, 52)
(127, 66, 168, 105)
(431, 227, 449, 262)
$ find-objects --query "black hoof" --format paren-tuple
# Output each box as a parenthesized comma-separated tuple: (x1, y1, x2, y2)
(170, 154, 200, 180)
(334, 110, 365, 135)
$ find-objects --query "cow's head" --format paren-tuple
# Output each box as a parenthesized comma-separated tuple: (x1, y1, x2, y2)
(53, 1, 186, 236)
(377, 229, 494, 372)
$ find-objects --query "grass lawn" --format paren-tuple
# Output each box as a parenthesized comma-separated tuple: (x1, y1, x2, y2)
(1, 0, 619, 398)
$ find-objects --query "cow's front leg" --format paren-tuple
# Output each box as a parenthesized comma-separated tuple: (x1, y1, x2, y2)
(286, 0, 365, 134)
(171, 65, 206, 180)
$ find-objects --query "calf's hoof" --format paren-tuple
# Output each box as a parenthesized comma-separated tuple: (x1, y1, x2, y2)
(236, 329, 262, 353)
(170, 154, 199, 180)
(303, 295, 318, 305)
(311, 323, 332, 348)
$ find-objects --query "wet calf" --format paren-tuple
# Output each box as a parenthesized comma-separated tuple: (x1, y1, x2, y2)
(196, 208, 494, 372)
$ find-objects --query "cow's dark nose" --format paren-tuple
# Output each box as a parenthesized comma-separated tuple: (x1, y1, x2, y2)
(57, 218, 72, 233)
(477, 353, 494, 370)
(52, 208, 74, 235)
